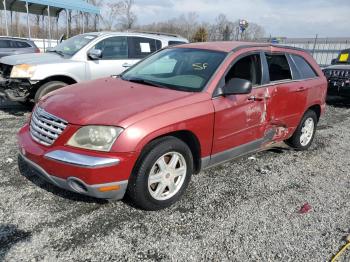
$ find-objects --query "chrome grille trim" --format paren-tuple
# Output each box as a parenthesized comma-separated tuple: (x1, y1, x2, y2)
(29, 107, 68, 146)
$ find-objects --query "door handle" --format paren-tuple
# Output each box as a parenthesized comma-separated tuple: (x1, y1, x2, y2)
(122, 63, 132, 68)
(295, 87, 307, 92)
(248, 95, 264, 101)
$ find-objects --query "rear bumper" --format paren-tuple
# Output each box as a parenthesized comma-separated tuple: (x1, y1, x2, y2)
(19, 153, 128, 200)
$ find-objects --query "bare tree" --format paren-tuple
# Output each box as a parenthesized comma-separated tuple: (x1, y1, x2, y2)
(118, 0, 137, 30)
(101, 2, 123, 30)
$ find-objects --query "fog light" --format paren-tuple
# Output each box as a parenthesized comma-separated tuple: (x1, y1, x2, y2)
(98, 185, 121, 192)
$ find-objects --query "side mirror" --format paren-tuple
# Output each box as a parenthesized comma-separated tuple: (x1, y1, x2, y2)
(331, 58, 337, 65)
(88, 49, 102, 60)
(222, 78, 252, 96)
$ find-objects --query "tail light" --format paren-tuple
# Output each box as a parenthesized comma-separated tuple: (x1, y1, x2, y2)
(35, 48, 40, 53)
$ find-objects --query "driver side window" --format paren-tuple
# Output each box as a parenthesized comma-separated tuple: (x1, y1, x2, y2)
(92, 36, 128, 60)
(225, 54, 262, 86)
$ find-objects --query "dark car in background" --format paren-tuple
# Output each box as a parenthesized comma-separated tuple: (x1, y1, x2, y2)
(0, 37, 40, 58)
(323, 48, 350, 97)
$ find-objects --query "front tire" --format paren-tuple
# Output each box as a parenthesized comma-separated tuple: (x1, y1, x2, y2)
(127, 137, 193, 210)
(34, 81, 68, 103)
(285, 110, 318, 150)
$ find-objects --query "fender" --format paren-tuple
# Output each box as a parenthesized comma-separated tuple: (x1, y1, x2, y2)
(111, 99, 215, 158)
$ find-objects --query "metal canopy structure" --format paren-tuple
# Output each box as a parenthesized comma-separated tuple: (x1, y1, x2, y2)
(0, 0, 100, 41)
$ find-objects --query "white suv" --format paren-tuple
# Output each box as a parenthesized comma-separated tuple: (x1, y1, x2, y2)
(0, 32, 188, 103)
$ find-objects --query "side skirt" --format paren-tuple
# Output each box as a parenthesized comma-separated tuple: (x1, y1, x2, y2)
(201, 129, 275, 170)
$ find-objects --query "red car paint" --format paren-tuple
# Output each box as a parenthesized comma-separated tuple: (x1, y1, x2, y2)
(17, 41, 327, 198)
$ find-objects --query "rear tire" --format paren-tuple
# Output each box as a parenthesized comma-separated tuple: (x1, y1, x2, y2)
(285, 110, 318, 151)
(127, 136, 193, 210)
(34, 81, 68, 103)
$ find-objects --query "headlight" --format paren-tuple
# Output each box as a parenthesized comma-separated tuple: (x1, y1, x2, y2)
(67, 126, 123, 152)
(10, 64, 36, 78)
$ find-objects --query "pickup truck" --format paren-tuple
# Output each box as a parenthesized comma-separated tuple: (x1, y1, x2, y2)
(0, 31, 188, 103)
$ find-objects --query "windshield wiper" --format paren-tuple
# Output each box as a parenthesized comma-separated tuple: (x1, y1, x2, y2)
(47, 49, 65, 57)
(124, 77, 170, 89)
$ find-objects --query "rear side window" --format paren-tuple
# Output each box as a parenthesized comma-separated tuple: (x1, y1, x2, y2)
(128, 37, 160, 59)
(266, 54, 292, 82)
(225, 54, 262, 86)
(14, 41, 31, 48)
(290, 54, 317, 79)
(0, 40, 11, 48)
(168, 41, 186, 46)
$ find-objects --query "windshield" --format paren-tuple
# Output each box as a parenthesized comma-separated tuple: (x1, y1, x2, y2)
(121, 48, 227, 92)
(49, 34, 97, 56)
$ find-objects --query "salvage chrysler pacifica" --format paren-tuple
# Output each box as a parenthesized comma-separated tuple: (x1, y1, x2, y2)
(17, 42, 327, 210)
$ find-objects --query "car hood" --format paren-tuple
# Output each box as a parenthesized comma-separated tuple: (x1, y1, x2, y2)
(324, 64, 350, 70)
(0, 52, 68, 66)
(39, 77, 200, 127)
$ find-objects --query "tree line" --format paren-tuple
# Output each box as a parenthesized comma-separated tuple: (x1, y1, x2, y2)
(0, 0, 265, 42)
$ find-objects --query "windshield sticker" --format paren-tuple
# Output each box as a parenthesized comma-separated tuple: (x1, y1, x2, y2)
(140, 43, 151, 53)
(339, 53, 349, 62)
(84, 36, 95, 40)
(192, 63, 208, 70)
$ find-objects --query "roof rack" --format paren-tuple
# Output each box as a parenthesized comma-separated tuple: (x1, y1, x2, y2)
(127, 30, 182, 38)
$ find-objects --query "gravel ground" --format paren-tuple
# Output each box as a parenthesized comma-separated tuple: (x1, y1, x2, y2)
(0, 97, 350, 261)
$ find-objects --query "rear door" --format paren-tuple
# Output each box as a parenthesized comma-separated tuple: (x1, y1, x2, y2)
(211, 52, 269, 159)
(263, 53, 307, 132)
(126, 36, 162, 68)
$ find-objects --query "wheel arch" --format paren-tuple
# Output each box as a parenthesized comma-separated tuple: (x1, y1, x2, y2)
(136, 130, 203, 174)
(307, 104, 321, 121)
(36, 75, 78, 87)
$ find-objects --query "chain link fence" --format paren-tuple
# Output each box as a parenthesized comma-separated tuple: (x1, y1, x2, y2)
(266, 37, 350, 67)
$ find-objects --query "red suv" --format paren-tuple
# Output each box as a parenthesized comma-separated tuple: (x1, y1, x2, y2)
(17, 42, 327, 210)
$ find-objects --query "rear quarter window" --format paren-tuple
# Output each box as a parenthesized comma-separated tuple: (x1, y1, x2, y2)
(290, 54, 318, 79)
(14, 41, 31, 48)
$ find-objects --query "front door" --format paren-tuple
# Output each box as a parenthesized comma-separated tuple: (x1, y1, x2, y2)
(87, 36, 138, 80)
(211, 53, 269, 163)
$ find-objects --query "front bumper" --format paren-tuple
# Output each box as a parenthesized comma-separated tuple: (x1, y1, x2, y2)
(0, 78, 32, 102)
(327, 81, 350, 97)
(19, 153, 128, 199)
(18, 124, 137, 200)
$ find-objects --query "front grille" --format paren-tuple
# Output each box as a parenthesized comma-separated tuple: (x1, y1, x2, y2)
(324, 69, 350, 87)
(0, 63, 13, 79)
(30, 107, 68, 146)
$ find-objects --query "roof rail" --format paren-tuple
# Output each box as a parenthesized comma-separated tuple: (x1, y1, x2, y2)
(127, 30, 181, 38)
(271, 44, 307, 52)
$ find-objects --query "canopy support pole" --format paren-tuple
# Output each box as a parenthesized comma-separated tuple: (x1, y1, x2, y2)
(42, 15, 45, 51)
(2, 0, 8, 36)
(82, 12, 85, 33)
(96, 14, 99, 31)
(47, 5, 51, 47)
(65, 9, 69, 38)
(10, 11, 12, 35)
(25, 0, 31, 39)
(56, 16, 59, 44)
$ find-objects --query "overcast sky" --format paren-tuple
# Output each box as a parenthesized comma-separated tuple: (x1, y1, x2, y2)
(130, 0, 350, 38)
